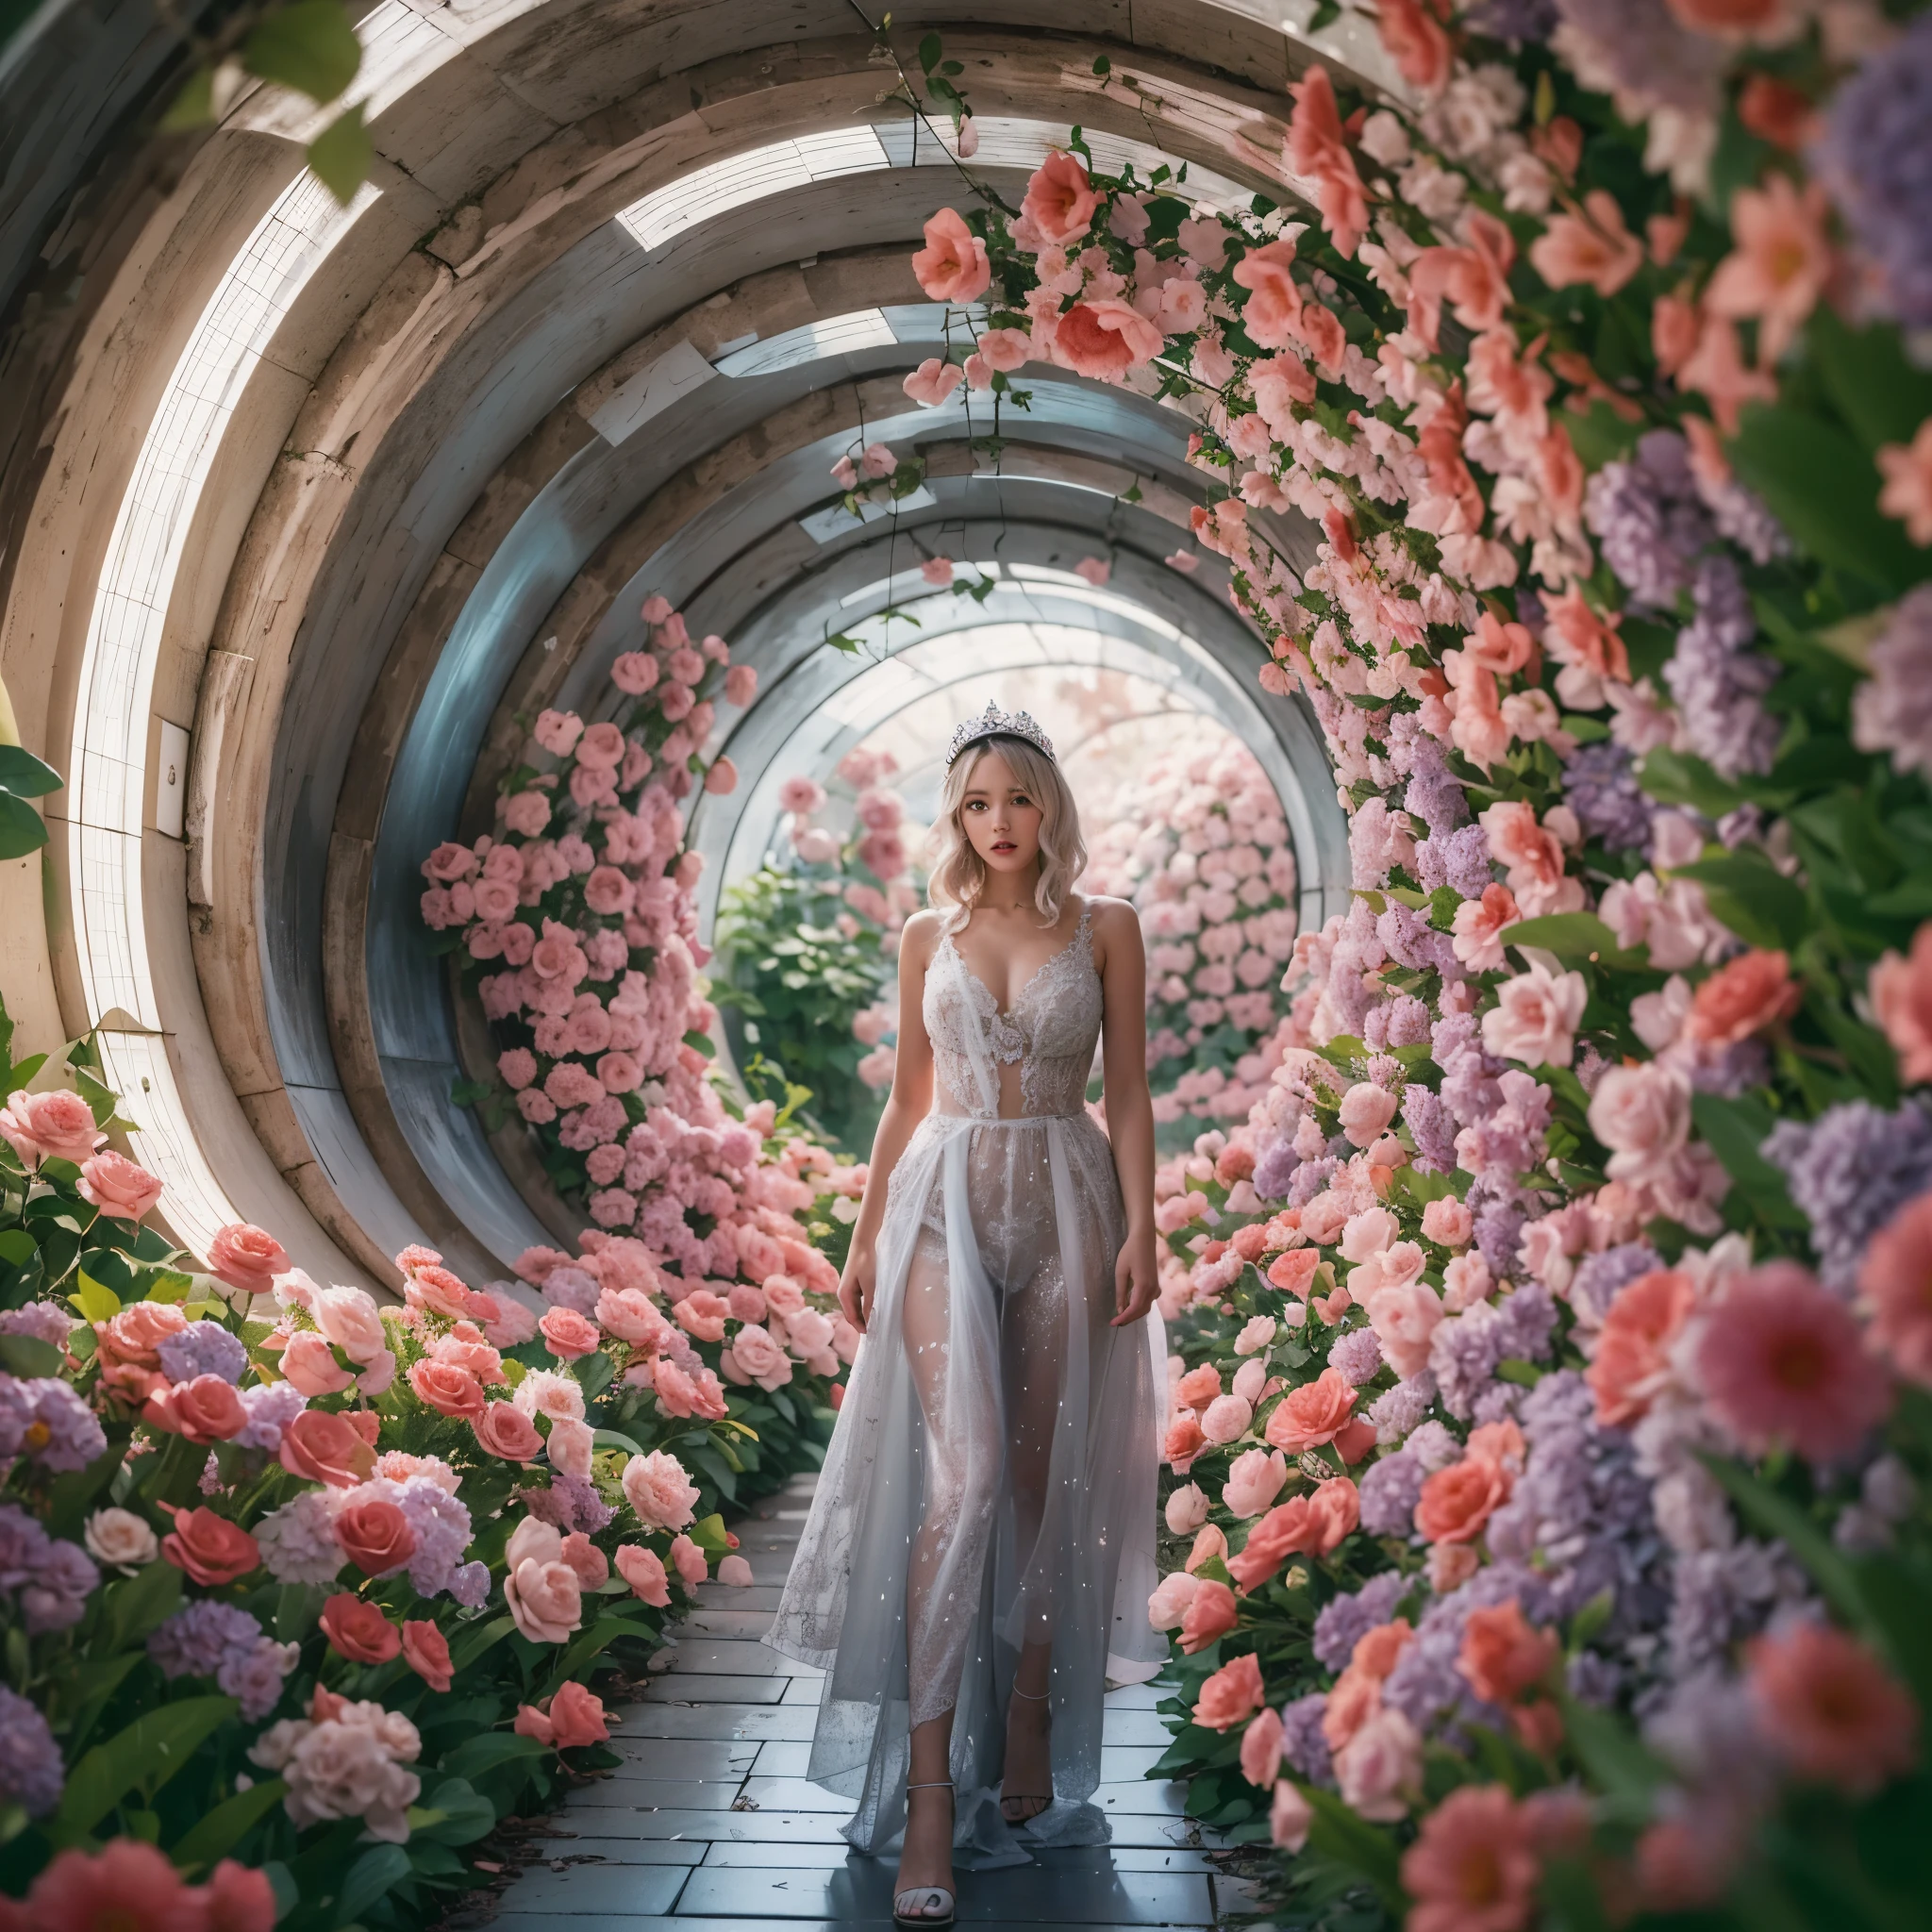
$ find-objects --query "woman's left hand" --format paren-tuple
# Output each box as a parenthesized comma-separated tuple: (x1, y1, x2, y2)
(1111, 1227, 1159, 1326)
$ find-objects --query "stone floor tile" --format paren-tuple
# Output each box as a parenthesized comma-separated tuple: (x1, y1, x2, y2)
(484, 1864, 688, 1913)
(735, 1775, 857, 1814)
(643, 1675, 792, 1704)
(674, 1609, 779, 1639)
(780, 1675, 824, 1703)
(613, 1704, 822, 1741)
(1100, 1710, 1175, 1748)
(515, 1837, 710, 1865)
(608, 1740, 760, 1779)
(1087, 1781, 1190, 1817)
(566, 1779, 747, 1810)
(674, 1864, 1212, 1924)
(593, 1810, 860, 1843)
(658, 1640, 823, 1676)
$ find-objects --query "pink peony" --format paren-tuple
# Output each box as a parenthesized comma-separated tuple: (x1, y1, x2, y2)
(1164, 1483, 1209, 1535)
(1148, 1569, 1200, 1632)
(1338, 1082, 1398, 1149)
(1200, 1392, 1254, 1444)
(1241, 1707, 1285, 1789)
(504, 1517, 583, 1644)
(1698, 1262, 1893, 1463)
(0, 1088, 105, 1167)
(729, 1322, 794, 1391)
(615, 1543, 671, 1607)
(1482, 962, 1586, 1070)
(1748, 1622, 1919, 1796)
(76, 1151, 163, 1223)
(281, 1329, 355, 1397)
(1399, 1783, 1539, 1931)
(206, 1222, 291, 1296)
(1871, 924, 1932, 1083)
(1333, 1706, 1423, 1821)
(1861, 1191, 1932, 1390)
(623, 1449, 699, 1531)
(1421, 1197, 1474, 1248)
(1366, 1280, 1444, 1381)
(668, 1532, 708, 1587)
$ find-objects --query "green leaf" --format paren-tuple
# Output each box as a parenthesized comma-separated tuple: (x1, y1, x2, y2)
(1306, 0, 1342, 28)
(103, 1554, 184, 1654)
(306, 104, 374, 205)
(244, 0, 362, 101)
(70, 1267, 122, 1322)
(1690, 1092, 1807, 1231)
(918, 31, 941, 73)
(335, 1843, 412, 1924)
(689, 1510, 731, 1555)
(143, 1269, 195, 1306)
(55, 1695, 238, 1834)
(1502, 912, 1627, 962)
(171, 1778, 288, 1873)
(1727, 401, 1924, 594)
(592, 1428, 645, 1457)
(1673, 853, 1809, 951)
(408, 1776, 496, 1845)
(1807, 308, 1932, 456)
(1300, 1785, 1403, 1906)
(1636, 746, 1751, 818)
(1557, 1694, 1669, 1808)
(0, 745, 63, 797)
(158, 65, 216, 132)
(0, 1227, 37, 1265)
(0, 1333, 61, 1377)
(439, 1731, 549, 1782)
(0, 791, 48, 860)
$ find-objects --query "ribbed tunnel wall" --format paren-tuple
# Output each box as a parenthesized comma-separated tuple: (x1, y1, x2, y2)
(0, 0, 1392, 1291)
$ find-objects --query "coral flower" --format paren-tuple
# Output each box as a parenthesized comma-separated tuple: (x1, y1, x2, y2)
(910, 207, 991, 302)
(1747, 1622, 1919, 1796)
(1262, 1366, 1357, 1454)
(1587, 1268, 1696, 1425)
(1861, 1191, 1932, 1390)
(1705, 174, 1833, 362)
(1684, 948, 1801, 1048)
(1020, 150, 1099, 245)
(1528, 191, 1642, 297)
(1877, 420, 1932, 547)
(1399, 1783, 1540, 1932)
(1872, 921, 1932, 1081)
(1695, 1262, 1892, 1464)
(1052, 299, 1164, 380)
(1192, 1651, 1265, 1731)
(1457, 1599, 1558, 1707)
(1414, 1456, 1511, 1544)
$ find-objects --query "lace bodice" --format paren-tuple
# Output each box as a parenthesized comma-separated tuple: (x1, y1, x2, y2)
(924, 903, 1103, 1120)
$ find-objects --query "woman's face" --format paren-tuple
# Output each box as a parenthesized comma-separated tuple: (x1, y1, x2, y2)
(958, 746, 1043, 882)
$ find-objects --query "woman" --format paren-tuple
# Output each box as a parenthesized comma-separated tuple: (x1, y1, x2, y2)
(767, 702, 1168, 1927)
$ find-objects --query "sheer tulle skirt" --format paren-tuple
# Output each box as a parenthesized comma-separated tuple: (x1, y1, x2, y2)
(766, 1108, 1167, 1869)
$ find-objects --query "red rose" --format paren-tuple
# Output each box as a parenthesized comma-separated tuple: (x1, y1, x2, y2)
(161, 1507, 259, 1586)
(401, 1620, 453, 1692)
(319, 1591, 401, 1664)
(334, 1496, 417, 1577)
(408, 1358, 485, 1420)
(473, 1402, 543, 1462)
(279, 1409, 377, 1488)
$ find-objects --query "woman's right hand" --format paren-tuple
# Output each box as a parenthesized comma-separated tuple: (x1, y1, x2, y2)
(839, 1241, 877, 1335)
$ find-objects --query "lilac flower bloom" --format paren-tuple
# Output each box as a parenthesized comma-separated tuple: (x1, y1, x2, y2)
(1851, 583, 1932, 779)
(1467, 0, 1557, 42)
(1584, 429, 1717, 608)
(7, 1379, 108, 1474)
(0, 1503, 50, 1589)
(1569, 1244, 1662, 1327)
(1815, 15, 1932, 331)
(150, 1600, 261, 1679)
(1470, 1191, 1527, 1284)
(1382, 1562, 1552, 1741)
(1413, 824, 1494, 900)
(21, 1537, 98, 1633)
(1560, 742, 1651, 853)
(542, 1266, 602, 1318)
(1369, 1374, 1437, 1443)
(0, 1304, 75, 1348)
(1403, 1087, 1458, 1175)
(1251, 1135, 1301, 1203)
(219, 1638, 299, 1722)
(1329, 1327, 1384, 1388)
(254, 1490, 342, 1586)
(1313, 1572, 1409, 1670)
(1279, 1692, 1334, 1784)
(1666, 1539, 1809, 1681)
(449, 1560, 491, 1608)
(234, 1380, 308, 1452)
(1287, 1158, 1339, 1210)
(1664, 556, 1779, 780)
(1763, 1099, 1932, 1291)
(392, 1477, 473, 1599)
(0, 1685, 62, 1817)
(1430, 1284, 1556, 1420)
(1402, 749, 1470, 838)
(156, 1321, 249, 1388)
(1357, 1451, 1424, 1537)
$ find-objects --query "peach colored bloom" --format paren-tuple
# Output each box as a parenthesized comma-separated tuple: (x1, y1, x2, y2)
(1748, 1622, 1919, 1796)
(1223, 1447, 1289, 1519)
(145, 1374, 247, 1445)
(1588, 1061, 1693, 1182)
(1458, 1599, 1558, 1707)
(1422, 1197, 1474, 1248)
(1334, 1706, 1422, 1821)
(1367, 1279, 1443, 1380)
(0, 1087, 105, 1167)
(205, 1222, 290, 1296)
(1339, 1082, 1398, 1149)
(1878, 420, 1932, 545)
(279, 1408, 376, 1488)
(559, 1530, 608, 1589)
(505, 1517, 583, 1644)
(1226, 1496, 1309, 1591)
(161, 1506, 258, 1586)
(1415, 1455, 1512, 1544)
(1186, 1523, 1229, 1574)
(1200, 1391, 1254, 1444)
(673, 1291, 729, 1342)
(540, 1307, 601, 1359)
(1529, 191, 1641, 296)
(1705, 175, 1832, 362)
(1737, 73, 1817, 149)
(902, 358, 963, 407)
(1452, 885, 1521, 974)
(616, 1543, 671, 1607)
(1679, 310, 1777, 434)
(1685, 948, 1800, 1047)
(1872, 924, 1932, 1083)
(1587, 1267, 1698, 1425)
(335, 1496, 417, 1578)
(1305, 1475, 1359, 1554)
(1053, 299, 1163, 380)
(1022, 151, 1099, 244)
(1482, 961, 1586, 1070)
(1241, 1706, 1285, 1788)
(1323, 1666, 1381, 1753)
(623, 1449, 699, 1531)
(282, 1331, 355, 1397)
(1697, 1262, 1892, 1463)
(517, 1680, 609, 1751)
(408, 1358, 485, 1420)
(1163, 1410, 1206, 1472)
(474, 1402, 544, 1463)
(1262, 1367, 1357, 1454)
(1176, 1363, 1223, 1409)
(1860, 1192, 1932, 1390)
(402, 1619, 453, 1692)
(77, 1151, 163, 1223)
(1271, 1779, 1312, 1851)
(911, 208, 991, 302)
(1400, 1782, 1539, 1932)
(669, 1532, 708, 1587)
(1165, 1483, 1209, 1534)
(1192, 1651, 1265, 1731)
(1286, 66, 1368, 258)
(976, 327, 1030, 373)
(1179, 1578, 1241, 1655)
(319, 1591, 400, 1664)
(1148, 1570, 1201, 1631)
(1374, 0, 1451, 90)
(1267, 1248, 1320, 1296)
(1231, 241, 1303, 348)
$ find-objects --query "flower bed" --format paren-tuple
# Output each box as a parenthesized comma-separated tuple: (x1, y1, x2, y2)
(1080, 738, 1302, 1139)
(898, 7, 1932, 1923)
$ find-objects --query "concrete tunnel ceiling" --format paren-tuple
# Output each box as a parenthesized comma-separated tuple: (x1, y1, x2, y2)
(0, 0, 1396, 1293)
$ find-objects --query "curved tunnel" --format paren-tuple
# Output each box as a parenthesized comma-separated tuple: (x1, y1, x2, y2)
(0, 0, 1396, 1294)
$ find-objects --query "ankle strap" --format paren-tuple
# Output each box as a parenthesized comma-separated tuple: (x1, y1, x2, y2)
(907, 1778, 954, 1789)
(1010, 1685, 1050, 1700)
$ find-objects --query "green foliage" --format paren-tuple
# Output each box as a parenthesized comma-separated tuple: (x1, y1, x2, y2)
(0, 743, 61, 862)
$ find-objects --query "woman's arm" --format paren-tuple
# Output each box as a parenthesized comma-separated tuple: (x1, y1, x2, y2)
(838, 910, 940, 1334)
(1094, 899, 1159, 1327)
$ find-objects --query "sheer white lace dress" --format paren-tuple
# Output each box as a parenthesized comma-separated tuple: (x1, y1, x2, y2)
(767, 899, 1168, 1870)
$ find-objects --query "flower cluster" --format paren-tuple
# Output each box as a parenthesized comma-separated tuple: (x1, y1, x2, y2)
(903, 5, 1932, 1921)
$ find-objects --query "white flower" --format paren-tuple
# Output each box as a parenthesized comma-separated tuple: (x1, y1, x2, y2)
(256, 1490, 346, 1586)
(513, 1368, 586, 1423)
(1357, 110, 1410, 169)
(251, 1700, 423, 1842)
(85, 1507, 158, 1571)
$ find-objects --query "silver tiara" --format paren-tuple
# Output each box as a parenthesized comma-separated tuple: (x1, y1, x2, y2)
(944, 701, 1056, 770)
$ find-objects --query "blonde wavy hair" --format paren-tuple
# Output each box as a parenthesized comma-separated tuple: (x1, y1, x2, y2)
(927, 734, 1087, 930)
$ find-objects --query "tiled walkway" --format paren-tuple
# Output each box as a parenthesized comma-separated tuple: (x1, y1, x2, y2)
(485, 1470, 1238, 1930)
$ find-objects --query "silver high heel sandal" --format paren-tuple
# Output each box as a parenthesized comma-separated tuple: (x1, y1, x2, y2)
(999, 1683, 1054, 1825)
(893, 1778, 956, 1928)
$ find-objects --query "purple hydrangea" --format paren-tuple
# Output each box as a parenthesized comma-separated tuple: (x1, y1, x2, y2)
(1376, 903, 1459, 978)
(0, 1685, 62, 1817)
(1412, 824, 1494, 900)
(234, 1380, 308, 1452)
(1664, 556, 1780, 781)
(1815, 14, 1932, 330)
(518, 1471, 615, 1535)
(156, 1321, 249, 1388)
(449, 1559, 491, 1608)
(221, 1638, 299, 1722)
(1279, 1692, 1334, 1784)
(1369, 1374, 1437, 1443)
(1665, 1539, 1809, 1681)
(392, 1476, 473, 1598)
(1429, 1284, 1556, 1420)
(1698, 474, 1790, 566)
(1584, 429, 1716, 609)
(1560, 742, 1652, 852)
(1287, 1158, 1339, 1211)
(0, 1303, 74, 1348)
(1402, 1087, 1458, 1175)
(1470, 1189, 1528, 1284)
(1252, 1135, 1302, 1203)
(1328, 1326, 1384, 1387)
(1467, 0, 1557, 42)
(0, 1377, 107, 1474)
(1851, 583, 1932, 779)
(542, 1266, 602, 1318)
(1313, 1572, 1410, 1670)
(1357, 1450, 1424, 1537)
(150, 1600, 261, 1679)
(1762, 1099, 1932, 1291)
(1402, 748, 1471, 838)
(1382, 1561, 1554, 1742)
(0, 1503, 49, 1588)
(1568, 1243, 1665, 1328)
(21, 1536, 98, 1633)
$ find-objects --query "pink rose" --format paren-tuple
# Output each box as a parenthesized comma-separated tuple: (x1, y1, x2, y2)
(281, 1329, 355, 1396)
(1241, 1707, 1285, 1789)
(546, 1416, 595, 1480)
(502, 790, 551, 837)
(1338, 1083, 1399, 1149)
(575, 721, 625, 771)
(1179, 1579, 1241, 1655)
(668, 1532, 708, 1588)
(0, 1089, 106, 1167)
(313, 1287, 387, 1364)
(1442, 1253, 1494, 1311)
(77, 1151, 163, 1223)
(724, 664, 757, 707)
(1587, 1061, 1691, 1181)
(1421, 1197, 1474, 1248)
(474, 1402, 544, 1462)
(1367, 1280, 1445, 1380)
(1873, 924, 1932, 1084)
(1482, 963, 1586, 1069)
(504, 1519, 583, 1644)
(205, 1222, 291, 1296)
(1349, 1240, 1426, 1300)
(623, 1449, 700, 1530)
(1222, 1446, 1289, 1518)
(596, 1287, 670, 1350)
(534, 709, 584, 756)
(540, 1307, 602, 1359)
(1199, 1392, 1254, 1445)
(615, 1542, 671, 1607)
(1164, 1483, 1209, 1535)
(597, 1051, 642, 1093)
(1334, 1707, 1423, 1821)
(1271, 1780, 1312, 1851)
(1192, 1652, 1265, 1731)
(611, 652, 658, 695)
(729, 1323, 793, 1391)
(1148, 1570, 1201, 1630)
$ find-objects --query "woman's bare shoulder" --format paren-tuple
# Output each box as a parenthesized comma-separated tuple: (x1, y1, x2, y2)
(900, 907, 946, 960)
(1081, 896, 1143, 959)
